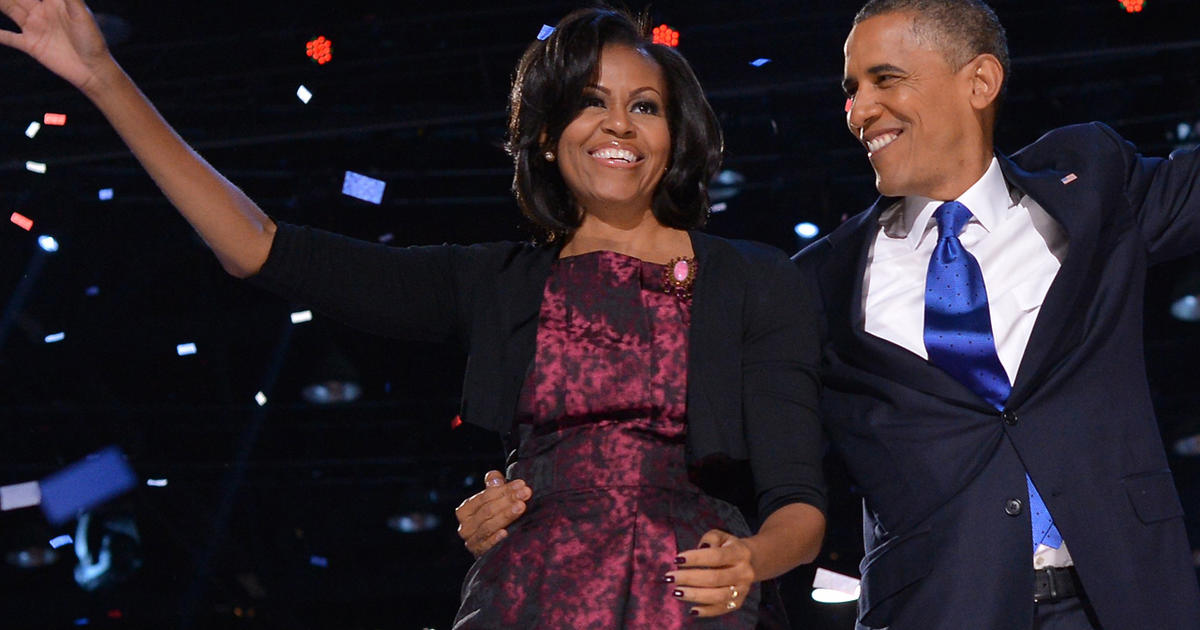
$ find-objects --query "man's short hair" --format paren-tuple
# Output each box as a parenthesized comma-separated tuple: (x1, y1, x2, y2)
(855, 0, 1010, 100)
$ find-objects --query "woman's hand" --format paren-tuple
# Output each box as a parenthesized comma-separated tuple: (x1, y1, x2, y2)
(0, 0, 115, 94)
(455, 470, 532, 558)
(665, 529, 756, 617)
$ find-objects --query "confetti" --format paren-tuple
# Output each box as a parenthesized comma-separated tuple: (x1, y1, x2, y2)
(39, 446, 137, 525)
(176, 342, 197, 356)
(711, 202, 728, 213)
(749, 58, 771, 67)
(146, 479, 168, 487)
(44, 332, 65, 343)
(0, 481, 41, 511)
(536, 24, 555, 40)
(10, 212, 34, 231)
(26, 161, 47, 174)
(310, 555, 328, 568)
(43, 113, 67, 126)
(85, 286, 100, 296)
(254, 391, 268, 406)
(296, 85, 313, 104)
(98, 188, 114, 201)
(1060, 173, 1077, 185)
(49, 535, 73, 549)
(290, 309, 313, 324)
(37, 235, 59, 252)
(25, 122, 41, 138)
(845, 97, 854, 114)
(341, 171, 386, 204)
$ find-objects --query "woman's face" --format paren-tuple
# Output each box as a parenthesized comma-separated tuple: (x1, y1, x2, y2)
(555, 44, 671, 216)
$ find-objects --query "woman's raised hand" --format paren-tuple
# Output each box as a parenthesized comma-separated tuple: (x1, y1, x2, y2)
(0, 0, 115, 94)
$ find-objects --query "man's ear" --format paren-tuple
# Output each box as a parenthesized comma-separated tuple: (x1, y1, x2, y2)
(966, 53, 1004, 111)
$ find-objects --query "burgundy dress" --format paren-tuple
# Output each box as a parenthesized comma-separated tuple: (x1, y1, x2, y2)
(453, 251, 760, 628)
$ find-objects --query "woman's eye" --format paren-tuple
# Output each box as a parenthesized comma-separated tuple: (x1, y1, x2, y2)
(632, 100, 660, 115)
(583, 96, 605, 108)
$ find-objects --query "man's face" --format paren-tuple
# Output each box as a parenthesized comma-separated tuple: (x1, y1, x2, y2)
(842, 11, 986, 200)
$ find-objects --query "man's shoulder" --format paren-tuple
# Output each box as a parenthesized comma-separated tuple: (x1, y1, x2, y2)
(1008, 121, 1127, 172)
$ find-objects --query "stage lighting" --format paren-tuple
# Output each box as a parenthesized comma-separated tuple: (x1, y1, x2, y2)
(711, 169, 744, 202)
(306, 36, 332, 65)
(38, 235, 59, 252)
(652, 24, 679, 47)
(387, 511, 441, 533)
(1172, 295, 1200, 322)
(1119, 0, 1145, 13)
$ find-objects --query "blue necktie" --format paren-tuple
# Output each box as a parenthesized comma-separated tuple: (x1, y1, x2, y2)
(923, 201, 1062, 552)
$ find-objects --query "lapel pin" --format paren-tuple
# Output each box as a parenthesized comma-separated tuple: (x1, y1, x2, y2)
(1060, 173, 1077, 185)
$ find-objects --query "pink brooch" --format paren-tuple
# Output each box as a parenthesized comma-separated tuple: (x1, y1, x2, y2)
(663, 256, 697, 299)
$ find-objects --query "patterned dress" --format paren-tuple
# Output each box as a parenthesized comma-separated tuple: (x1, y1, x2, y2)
(453, 251, 760, 628)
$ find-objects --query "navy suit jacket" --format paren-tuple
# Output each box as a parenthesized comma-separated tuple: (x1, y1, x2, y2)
(796, 122, 1200, 629)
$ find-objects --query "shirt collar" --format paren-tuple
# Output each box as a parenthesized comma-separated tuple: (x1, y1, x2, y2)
(878, 157, 1011, 250)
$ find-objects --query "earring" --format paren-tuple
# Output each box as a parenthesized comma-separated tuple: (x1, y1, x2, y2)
(543, 151, 556, 162)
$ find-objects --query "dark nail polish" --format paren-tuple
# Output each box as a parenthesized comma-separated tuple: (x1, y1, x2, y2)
(689, 609, 700, 617)
(673, 589, 684, 598)
(699, 543, 711, 549)
(662, 575, 675, 583)
(674, 556, 686, 564)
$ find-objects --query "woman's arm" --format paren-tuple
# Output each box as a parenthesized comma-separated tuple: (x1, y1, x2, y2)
(0, 0, 274, 277)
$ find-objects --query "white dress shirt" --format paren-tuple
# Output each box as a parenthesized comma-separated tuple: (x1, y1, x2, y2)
(861, 157, 1074, 567)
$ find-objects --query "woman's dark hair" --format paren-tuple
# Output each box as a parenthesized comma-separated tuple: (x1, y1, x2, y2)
(506, 7, 723, 241)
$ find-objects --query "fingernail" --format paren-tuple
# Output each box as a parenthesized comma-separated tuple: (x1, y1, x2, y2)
(662, 575, 674, 583)
(672, 589, 684, 598)
(689, 609, 700, 617)
(699, 543, 711, 549)
(674, 556, 686, 564)
(511, 504, 523, 514)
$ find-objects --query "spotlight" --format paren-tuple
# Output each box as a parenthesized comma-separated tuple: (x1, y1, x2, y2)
(652, 24, 679, 47)
(1119, 0, 1145, 13)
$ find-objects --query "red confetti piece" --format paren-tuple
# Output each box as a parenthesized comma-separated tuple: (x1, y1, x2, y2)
(451, 414, 463, 429)
(10, 212, 33, 231)
(43, 113, 67, 126)
(844, 97, 853, 113)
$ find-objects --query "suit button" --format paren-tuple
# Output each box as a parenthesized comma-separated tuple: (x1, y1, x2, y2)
(1001, 410, 1018, 426)
(1005, 498, 1023, 516)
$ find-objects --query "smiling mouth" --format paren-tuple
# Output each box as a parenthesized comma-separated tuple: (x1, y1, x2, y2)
(588, 146, 643, 164)
(865, 131, 901, 157)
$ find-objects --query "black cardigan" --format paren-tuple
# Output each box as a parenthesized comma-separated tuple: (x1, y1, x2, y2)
(252, 222, 825, 518)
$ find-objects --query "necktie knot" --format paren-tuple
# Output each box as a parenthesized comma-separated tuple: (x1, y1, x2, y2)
(934, 200, 973, 240)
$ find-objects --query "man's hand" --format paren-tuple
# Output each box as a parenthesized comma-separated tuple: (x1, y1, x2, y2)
(455, 470, 531, 557)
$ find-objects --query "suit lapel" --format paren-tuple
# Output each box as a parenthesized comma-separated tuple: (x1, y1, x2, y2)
(997, 154, 1094, 405)
(822, 200, 984, 407)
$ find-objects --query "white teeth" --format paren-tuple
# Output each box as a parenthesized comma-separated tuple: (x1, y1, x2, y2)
(866, 132, 899, 153)
(591, 147, 639, 162)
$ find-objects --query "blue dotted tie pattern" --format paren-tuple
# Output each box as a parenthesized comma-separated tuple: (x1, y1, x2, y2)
(923, 201, 1062, 552)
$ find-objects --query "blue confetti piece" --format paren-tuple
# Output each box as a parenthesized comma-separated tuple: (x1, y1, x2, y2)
(341, 171, 386, 205)
(749, 58, 771, 67)
(39, 446, 137, 526)
(310, 555, 329, 568)
(49, 534, 73, 549)
(98, 188, 113, 201)
(537, 24, 555, 40)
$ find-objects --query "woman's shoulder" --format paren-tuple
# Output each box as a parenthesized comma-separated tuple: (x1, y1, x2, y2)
(691, 231, 795, 270)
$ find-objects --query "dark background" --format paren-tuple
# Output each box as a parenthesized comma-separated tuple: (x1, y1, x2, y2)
(1, 1, 1199, 628)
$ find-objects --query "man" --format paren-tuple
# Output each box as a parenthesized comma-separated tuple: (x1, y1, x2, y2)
(456, 1, 1200, 627)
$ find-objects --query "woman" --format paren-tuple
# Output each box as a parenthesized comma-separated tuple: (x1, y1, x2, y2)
(0, 1, 825, 626)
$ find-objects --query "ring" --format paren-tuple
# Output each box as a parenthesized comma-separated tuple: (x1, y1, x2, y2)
(726, 601, 737, 610)
(729, 585, 738, 599)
